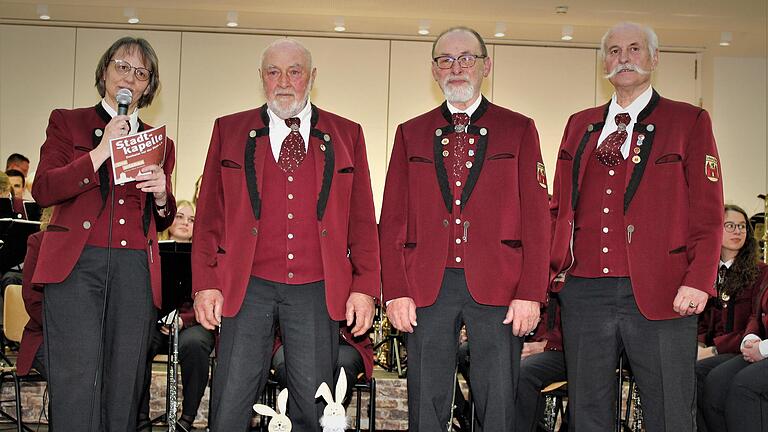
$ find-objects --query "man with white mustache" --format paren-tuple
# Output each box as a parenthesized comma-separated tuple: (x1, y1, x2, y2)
(380, 27, 550, 430)
(550, 22, 723, 431)
(193, 38, 380, 431)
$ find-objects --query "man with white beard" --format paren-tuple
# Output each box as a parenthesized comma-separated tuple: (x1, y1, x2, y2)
(379, 27, 550, 430)
(549, 22, 723, 431)
(193, 38, 380, 431)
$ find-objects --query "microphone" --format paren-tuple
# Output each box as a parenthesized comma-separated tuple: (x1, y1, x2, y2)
(116, 88, 132, 116)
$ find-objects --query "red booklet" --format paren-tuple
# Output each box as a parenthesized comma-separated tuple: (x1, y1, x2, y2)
(109, 125, 167, 185)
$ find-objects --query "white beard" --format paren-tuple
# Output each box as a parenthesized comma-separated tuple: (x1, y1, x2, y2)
(441, 77, 476, 104)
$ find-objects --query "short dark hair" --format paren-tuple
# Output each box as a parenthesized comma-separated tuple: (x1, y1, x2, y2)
(6, 153, 29, 167)
(95, 37, 161, 109)
(431, 27, 488, 59)
(5, 169, 25, 187)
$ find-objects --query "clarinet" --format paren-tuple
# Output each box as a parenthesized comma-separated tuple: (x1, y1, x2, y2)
(168, 311, 180, 431)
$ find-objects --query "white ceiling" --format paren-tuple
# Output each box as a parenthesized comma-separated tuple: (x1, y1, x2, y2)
(1, 0, 766, 56)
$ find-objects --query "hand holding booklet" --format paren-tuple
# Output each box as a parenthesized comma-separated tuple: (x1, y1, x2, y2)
(109, 125, 167, 185)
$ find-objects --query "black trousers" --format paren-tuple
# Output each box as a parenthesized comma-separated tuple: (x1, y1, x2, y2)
(139, 323, 215, 419)
(407, 269, 522, 432)
(208, 277, 338, 432)
(700, 355, 768, 431)
(559, 277, 698, 432)
(43, 246, 154, 432)
(273, 340, 363, 403)
(515, 350, 567, 432)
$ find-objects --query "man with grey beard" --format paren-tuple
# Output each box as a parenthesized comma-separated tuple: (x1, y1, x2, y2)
(380, 27, 550, 430)
(549, 22, 723, 431)
(193, 38, 380, 431)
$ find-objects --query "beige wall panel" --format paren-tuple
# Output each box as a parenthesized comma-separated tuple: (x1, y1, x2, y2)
(596, 51, 699, 105)
(492, 45, 597, 190)
(386, 41, 493, 165)
(175, 32, 274, 201)
(73, 29, 181, 144)
(0, 25, 76, 171)
(295, 36, 390, 214)
(712, 56, 767, 216)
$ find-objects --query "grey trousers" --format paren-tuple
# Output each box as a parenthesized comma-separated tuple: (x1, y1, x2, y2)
(700, 355, 768, 432)
(406, 268, 522, 432)
(208, 277, 338, 432)
(559, 277, 698, 432)
(43, 246, 154, 432)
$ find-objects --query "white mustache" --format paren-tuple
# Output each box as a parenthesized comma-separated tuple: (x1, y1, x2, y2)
(604, 63, 650, 79)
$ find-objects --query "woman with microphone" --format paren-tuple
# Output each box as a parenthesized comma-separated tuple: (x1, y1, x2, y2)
(31, 37, 175, 431)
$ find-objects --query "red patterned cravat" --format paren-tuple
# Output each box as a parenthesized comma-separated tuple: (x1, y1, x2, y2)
(595, 113, 631, 167)
(278, 117, 305, 173)
(451, 113, 471, 179)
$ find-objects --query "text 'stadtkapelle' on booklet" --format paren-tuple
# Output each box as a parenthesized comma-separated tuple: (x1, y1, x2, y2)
(109, 125, 167, 185)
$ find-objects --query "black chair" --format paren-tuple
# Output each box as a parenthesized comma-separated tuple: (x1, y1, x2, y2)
(0, 284, 46, 432)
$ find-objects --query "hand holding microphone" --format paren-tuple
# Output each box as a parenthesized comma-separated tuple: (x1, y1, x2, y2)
(90, 89, 132, 170)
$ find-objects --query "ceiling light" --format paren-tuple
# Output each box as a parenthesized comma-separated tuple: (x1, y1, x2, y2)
(226, 11, 238, 28)
(555, 5, 569, 14)
(719, 31, 732, 47)
(36, 4, 50, 20)
(124, 8, 139, 24)
(561, 25, 574, 41)
(418, 20, 430, 36)
(494, 22, 507, 38)
(334, 17, 346, 32)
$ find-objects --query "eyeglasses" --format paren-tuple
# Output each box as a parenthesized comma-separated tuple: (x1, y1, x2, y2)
(111, 59, 152, 81)
(724, 222, 748, 233)
(433, 54, 487, 69)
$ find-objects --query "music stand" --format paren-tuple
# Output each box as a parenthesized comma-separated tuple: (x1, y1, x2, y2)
(0, 219, 40, 273)
(0, 198, 22, 220)
(23, 202, 41, 222)
(156, 240, 192, 431)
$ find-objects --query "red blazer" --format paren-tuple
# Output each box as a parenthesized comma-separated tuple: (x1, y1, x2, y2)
(18, 231, 43, 376)
(745, 271, 768, 339)
(550, 91, 724, 320)
(31, 104, 176, 308)
(380, 98, 550, 306)
(192, 105, 380, 320)
(698, 263, 768, 353)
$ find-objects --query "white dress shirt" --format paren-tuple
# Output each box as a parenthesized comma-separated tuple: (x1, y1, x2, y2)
(446, 95, 482, 124)
(267, 101, 312, 162)
(596, 85, 654, 159)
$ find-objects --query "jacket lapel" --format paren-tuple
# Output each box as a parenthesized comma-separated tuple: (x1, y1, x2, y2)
(623, 90, 661, 212)
(570, 104, 608, 210)
(244, 105, 270, 220)
(308, 105, 334, 220)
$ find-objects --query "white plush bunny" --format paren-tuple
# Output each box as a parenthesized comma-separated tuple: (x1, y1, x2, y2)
(253, 388, 293, 432)
(315, 367, 349, 432)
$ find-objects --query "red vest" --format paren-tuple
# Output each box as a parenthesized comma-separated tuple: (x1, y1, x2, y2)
(251, 145, 324, 284)
(86, 177, 145, 250)
(444, 130, 476, 269)
(571, 150, 630, 278)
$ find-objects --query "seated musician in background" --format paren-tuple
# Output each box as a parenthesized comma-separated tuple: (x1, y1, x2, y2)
(515, 296, 567, 432)
(696, 204, 768, 432)
(18, 207, 54, 380)
(138, 200, 214, 432)
(272, 325, 374, 403)
(5, 169, 25, 200)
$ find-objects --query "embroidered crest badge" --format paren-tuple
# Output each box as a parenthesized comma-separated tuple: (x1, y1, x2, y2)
(536, 162, 547, 189)
(705, 155, 720, 182)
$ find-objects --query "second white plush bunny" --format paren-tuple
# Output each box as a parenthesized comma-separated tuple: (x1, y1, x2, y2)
(253, 388, 293, 432)
(315, 367, 349, 432)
